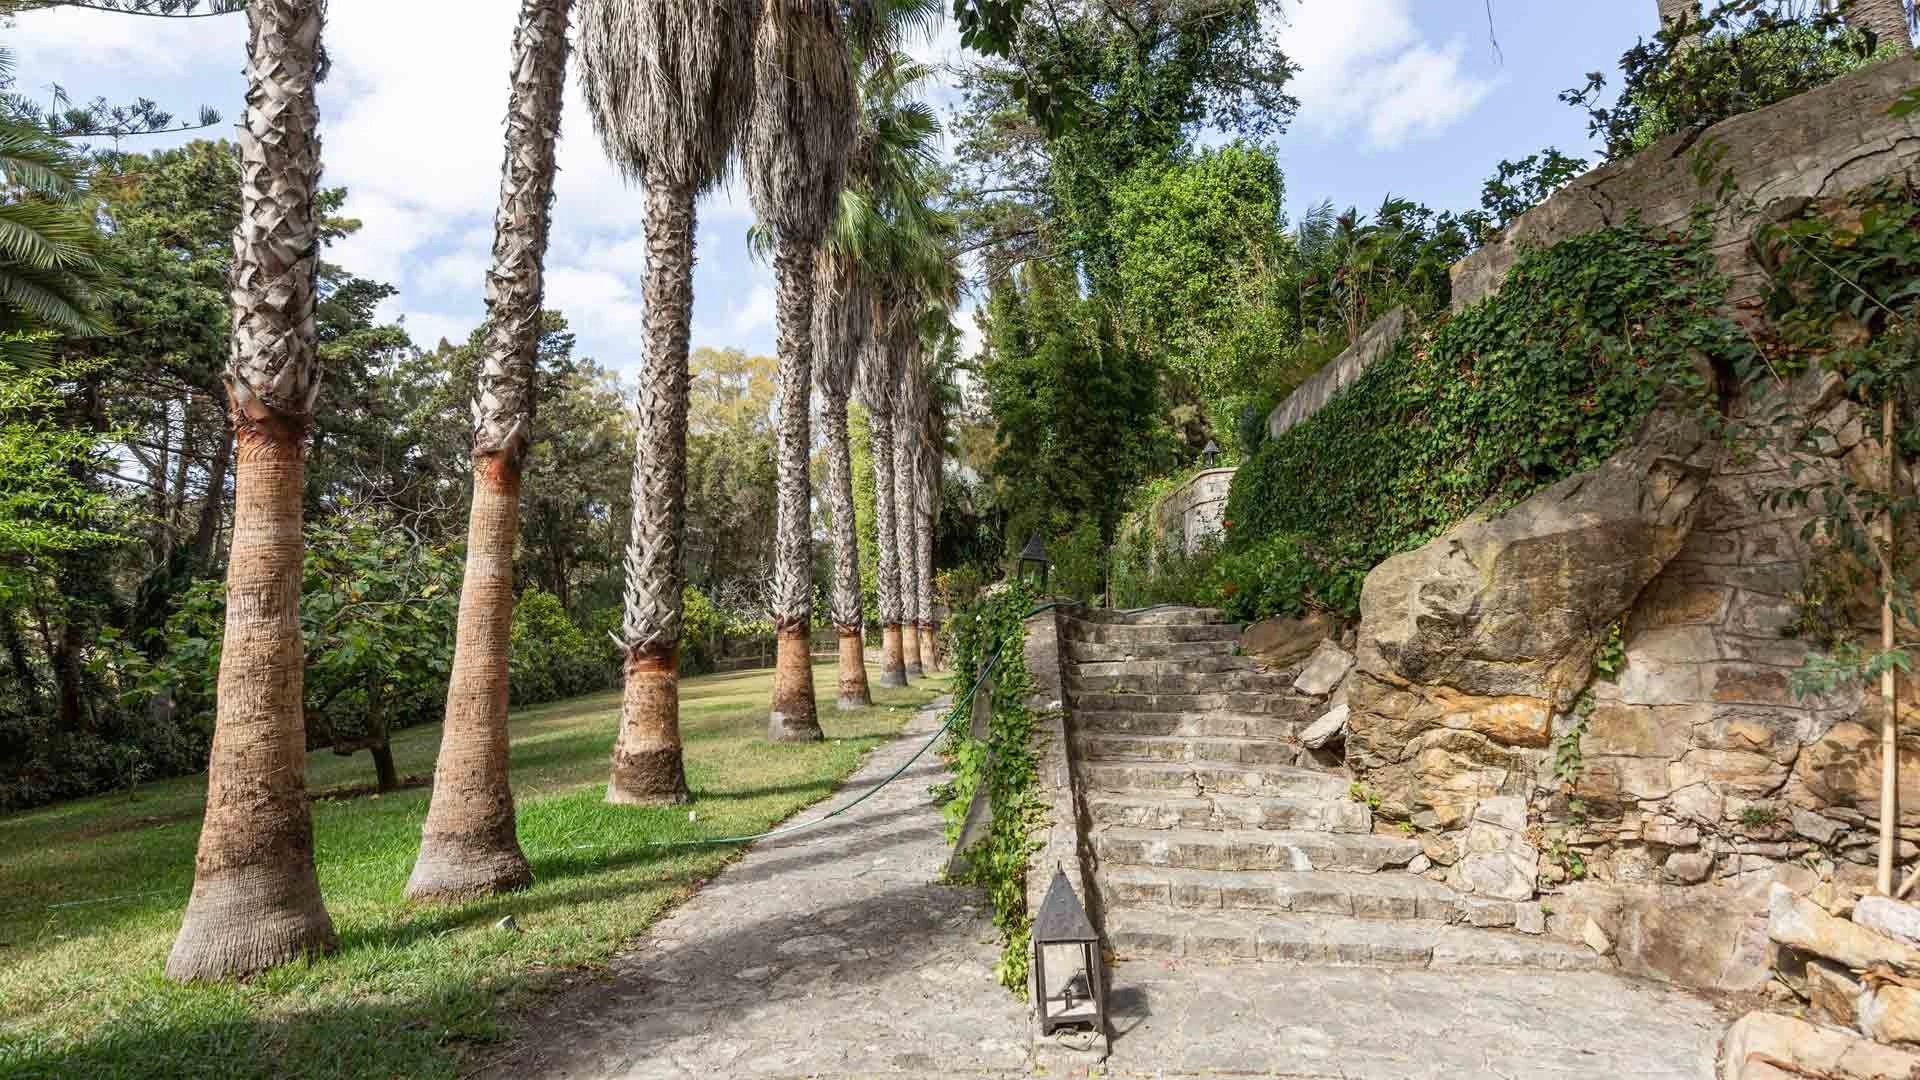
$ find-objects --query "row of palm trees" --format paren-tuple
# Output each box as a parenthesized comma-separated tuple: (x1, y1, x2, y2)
(165, 0, 958, 980)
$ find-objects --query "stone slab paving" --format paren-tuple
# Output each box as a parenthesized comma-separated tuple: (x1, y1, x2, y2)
(491, 698, 1033, 1080)
(1100, 957, 1732, 1080)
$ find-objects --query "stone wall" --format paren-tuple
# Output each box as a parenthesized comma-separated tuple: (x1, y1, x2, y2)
(1150, 467, 1237, 555)
(1264, 306, 1408, 441)
(1326, 60, 1920, 993)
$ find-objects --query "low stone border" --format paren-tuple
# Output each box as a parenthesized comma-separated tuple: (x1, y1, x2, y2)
(1022, 604, 1110, 1066)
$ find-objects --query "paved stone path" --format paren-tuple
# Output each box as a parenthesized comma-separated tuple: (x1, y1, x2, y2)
(493, 698, 1032, 1079)
(1101, 958, 1730, 1079)
(493, 696, 1731, 1080)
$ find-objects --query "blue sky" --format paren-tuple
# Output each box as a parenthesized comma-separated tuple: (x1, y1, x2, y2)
(11, 1, 1660, 376)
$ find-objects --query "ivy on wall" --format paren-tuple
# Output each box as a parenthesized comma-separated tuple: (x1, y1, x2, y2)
(940, 582, 1044, 993)
(1218, 221, 1750, 620)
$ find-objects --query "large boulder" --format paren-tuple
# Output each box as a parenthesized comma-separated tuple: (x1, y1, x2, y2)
(1346, 412, 1716, 827)
(1241, 612, 1344, 669)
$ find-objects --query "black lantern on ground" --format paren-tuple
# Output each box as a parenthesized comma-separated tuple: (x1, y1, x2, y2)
(1017, 533, 1051, 591)
(1201, 439, 1221, 469)
(1033, 865, 1105, 1036)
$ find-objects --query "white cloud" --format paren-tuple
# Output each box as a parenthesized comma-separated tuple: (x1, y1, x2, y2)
(11, 6, 241, 73)
(1274, 0, 1494, 149)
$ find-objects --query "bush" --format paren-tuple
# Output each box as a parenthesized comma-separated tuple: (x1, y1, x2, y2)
(509, 588, 616, 706)
(1220, 222, 1748, 621)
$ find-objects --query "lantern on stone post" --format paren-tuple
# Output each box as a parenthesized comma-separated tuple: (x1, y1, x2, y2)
(1201, 439, 1221, 469)
(1017, 533, 1051, 592)
(1033, 865, 1104, 1036)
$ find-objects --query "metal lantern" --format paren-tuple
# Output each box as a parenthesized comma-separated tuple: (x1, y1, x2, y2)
(1017, 533, 1051, 591)
(1033, 865, 1105, 1036)
(1201, 439, 1221, 469)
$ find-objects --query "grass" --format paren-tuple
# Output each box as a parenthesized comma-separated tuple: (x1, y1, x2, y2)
(0, 662, 948, 1080)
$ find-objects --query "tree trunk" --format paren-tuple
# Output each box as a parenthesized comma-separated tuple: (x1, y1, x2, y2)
(1845, 0, 1914, 50)
(192, 415, 234, 571)
(367, 686, 398, 792)
(408, 0, 568, 901)
(2, 613, 40, 714)
(870, 409, 907, 688)
(768, 244, 824, 743)
(607, 177, 698, 805)
(168, 0, 335, 983)
(1657, 0, 1700, 40)
(822, 389, 871, 709)
(893, 403, 922, 679)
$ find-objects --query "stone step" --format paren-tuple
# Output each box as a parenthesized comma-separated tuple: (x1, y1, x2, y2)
(1102, 909, 1610, 971)
(1072, 691, 1319, 718)
(1077, 732, 1299, 767)
(1067, 607, 1232, 626)
(1083, 761, 1352, 800)
(1074, 710, 1305, 740)
(1065, 640, 1240, 663)
(1099, 866, 1464, 921)
(1068, 670, 1297, 695)
(1067, 656, 1255, 678)
(1093, 826, 1420, 874)
(1086, 792, 1372, 834)
(1066, 623, 1243, 646)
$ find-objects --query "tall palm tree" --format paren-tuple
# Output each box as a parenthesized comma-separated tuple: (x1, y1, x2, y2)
(167, 0, 334, 982)
(579, 0, 758, 802)
(744, 0, 855, 742)
(859, 288, 909, 688)
(913, 316, 960, 670)
(813, 253, 873, 708)
(892, 319, 926, 678)
(406, 0, 570, 902)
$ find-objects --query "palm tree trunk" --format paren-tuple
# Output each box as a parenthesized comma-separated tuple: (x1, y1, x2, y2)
(607, 178, 698, 805)
(768, 244, 825, 742)
(1845, 0, 1914, 50)
(167, 0, 334, 983)
(408, 0, 568, 901)
(1656, 0, 1700, 38)
(915, 457, 938, 671)
(869, 408, 907, 688)
(822, 388, 871, 709)
(893, 410, 922, 678)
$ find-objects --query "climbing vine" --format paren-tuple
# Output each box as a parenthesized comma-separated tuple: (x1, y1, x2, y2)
(1218, 222, 1749, 621)
(941, 582, 1044, 994)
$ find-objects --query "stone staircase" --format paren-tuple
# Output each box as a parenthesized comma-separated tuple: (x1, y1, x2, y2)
(1064, 606, 1607, 972)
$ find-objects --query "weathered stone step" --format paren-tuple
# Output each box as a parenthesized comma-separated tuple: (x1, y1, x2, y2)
(1067, 656, 1254, 678)
(1065, 640, 1240, 663)
(1083, 761, 1350, 800)
(1074, 709, 1304, 740)
(1072, 691, 1317, 717)
(1102, 909, 1609, 971)
(1067, 607, 1232, 626)
(1066, 623, 1243, 646)
(1077, 732, 1299, 767)
(1087, 791, 1371, 834)
(1093, 826, 1420, 873)
(1100, 866, 1464, 921)
(1068, 670, 1296, 695)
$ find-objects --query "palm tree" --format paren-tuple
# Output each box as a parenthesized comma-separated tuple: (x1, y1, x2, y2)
(859, 288, 909, 688)
(744, 0, 856, 742)
(913, 317, 960, 670)
(167, 0, 334, 982)
(578, 0, 758, 802)
(813, 253, 873, 708)
(406, 0, 570, 902)
(892, 310, 925, 677)
(0, 113, 108, 344)
(1655, 0, 1698, 36)
(1842, 0, 1913, 49)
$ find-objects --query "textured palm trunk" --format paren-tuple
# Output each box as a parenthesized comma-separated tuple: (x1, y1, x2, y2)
(167, 0, 334, 983)
(409, 0, 568, 900)
(607, 179, 699, 805)
(869, 410, 907, 688)
(768, 244, 825, 742)
(821, 391, 871, 709)
(1846, 0, 1913, 49)
(915, 477, 938, 671)
(892, 407, 922, 678)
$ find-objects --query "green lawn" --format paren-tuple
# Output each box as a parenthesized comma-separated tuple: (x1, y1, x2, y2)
(0, 662, 948, 1080)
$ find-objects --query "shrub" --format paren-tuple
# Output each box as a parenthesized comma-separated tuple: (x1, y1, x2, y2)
(509, 588, 615, 706)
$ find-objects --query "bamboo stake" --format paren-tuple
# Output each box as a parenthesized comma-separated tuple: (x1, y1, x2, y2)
(1880, 395, 1899, 896)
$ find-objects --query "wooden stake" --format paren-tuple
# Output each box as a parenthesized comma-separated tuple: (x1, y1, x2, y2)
(1880, 395, 1900, 896)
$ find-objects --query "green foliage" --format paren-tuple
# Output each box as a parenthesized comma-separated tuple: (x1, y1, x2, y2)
(941, 583, 1042, 994)
(1204, 531, 1359, 623)
(1045, 520, 1105, 603)
(1565, 2, 1879, 163)
(1220, 223, 1743, 622)
(508, 590, 615, 707)
(1479, 148, 1588, 232)
(1740, 803, 1781, 828)
(1593, 622, 1627, 679)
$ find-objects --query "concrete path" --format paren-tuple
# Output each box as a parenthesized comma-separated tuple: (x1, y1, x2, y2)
(1101, 957, 1731, 1079)
(493, 698, 1033, 1079)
